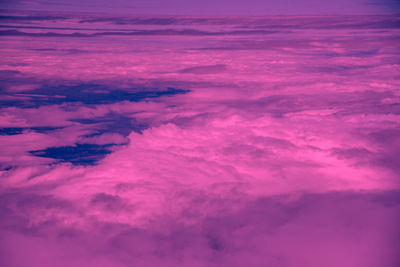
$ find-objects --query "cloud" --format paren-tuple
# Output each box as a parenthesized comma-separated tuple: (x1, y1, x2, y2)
(2, 110, 398, 226)
(1, 11, 400, 267)
(0, 190, 399, 267)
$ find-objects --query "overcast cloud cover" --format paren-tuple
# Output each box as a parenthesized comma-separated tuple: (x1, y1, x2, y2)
(0, 1, 400, 266)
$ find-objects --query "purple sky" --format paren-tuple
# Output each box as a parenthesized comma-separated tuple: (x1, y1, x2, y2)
(2, 0, 400, 15)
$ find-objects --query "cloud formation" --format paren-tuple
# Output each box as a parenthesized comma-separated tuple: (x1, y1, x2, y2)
(0, 10, 399, 267)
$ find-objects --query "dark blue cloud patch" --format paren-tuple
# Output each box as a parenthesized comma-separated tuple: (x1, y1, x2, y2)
(29, 143, 114, 165)
(0, 127, 62, 136)
(1, 83, 190, 107)
(0, 128, 24, 136)
(0, 82, 188, 167)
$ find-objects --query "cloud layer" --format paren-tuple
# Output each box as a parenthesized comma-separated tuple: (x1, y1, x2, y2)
(1, 11, 400, 267)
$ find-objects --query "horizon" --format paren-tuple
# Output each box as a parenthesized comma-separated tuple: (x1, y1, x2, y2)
(1, 0, 400, 15)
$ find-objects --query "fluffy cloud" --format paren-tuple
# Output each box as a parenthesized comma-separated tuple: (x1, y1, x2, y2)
(3, 112, 398, 228)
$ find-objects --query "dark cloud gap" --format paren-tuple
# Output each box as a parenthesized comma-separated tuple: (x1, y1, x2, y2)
(0, 84, 190, 107)
(0, 127, 63, 136)
(29, 143, 114, 165)
(0, 15, 68, 22)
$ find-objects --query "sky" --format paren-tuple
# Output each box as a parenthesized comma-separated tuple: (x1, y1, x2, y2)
(0, 1, 400, 267)
(2, 0, 400, 15)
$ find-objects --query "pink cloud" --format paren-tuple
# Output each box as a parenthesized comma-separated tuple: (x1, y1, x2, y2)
(1, 13, 399, 267)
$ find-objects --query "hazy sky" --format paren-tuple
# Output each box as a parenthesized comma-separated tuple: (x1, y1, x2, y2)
(2, 0, 399, 15)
